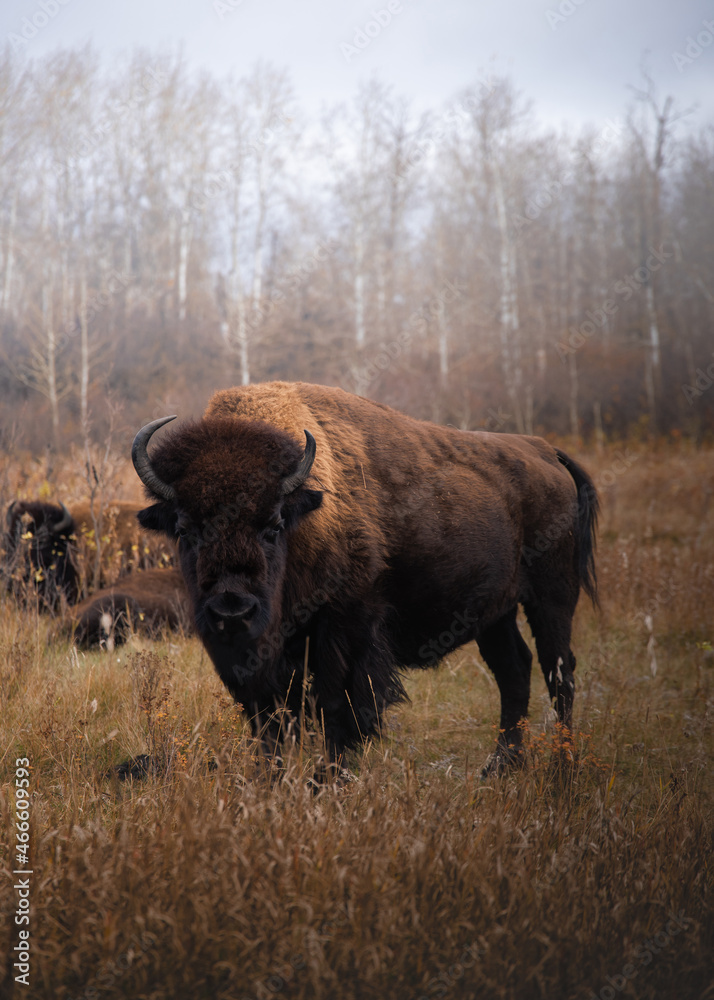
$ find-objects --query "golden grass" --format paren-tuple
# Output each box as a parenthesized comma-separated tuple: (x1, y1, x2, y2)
(1, 442, 713, 999)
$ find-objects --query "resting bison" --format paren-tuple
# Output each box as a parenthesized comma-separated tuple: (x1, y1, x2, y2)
(3, 499, 174, 608)
(132, 381, 598, 773)
(71, 567, 191, 649)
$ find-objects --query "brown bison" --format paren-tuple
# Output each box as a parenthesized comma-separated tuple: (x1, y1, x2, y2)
(3, 499, 175, 608)
(132, 381, 598, 774)
(72, 567, 191, 649)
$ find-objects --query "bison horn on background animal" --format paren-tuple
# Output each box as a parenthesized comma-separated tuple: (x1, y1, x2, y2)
(50, 502, 73, 535)
(132, 416, 177, 502)
(6, 500, 17, 528)
(280, 430, 317, 495)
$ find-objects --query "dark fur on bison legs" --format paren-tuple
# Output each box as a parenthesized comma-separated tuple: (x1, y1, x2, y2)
(247, 701, 353, 788)
(478, 601, 578, 778)
(477, 607, 532, 777)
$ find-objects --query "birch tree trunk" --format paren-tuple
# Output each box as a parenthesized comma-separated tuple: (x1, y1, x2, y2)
(224, 163, 250, 386)
(42, 268, 60, 447)
(80, 258, 89, 430)
(1, 186, 17, 313)
(354, 214, 366, 350)
(492, 155, 523, 432)
(177, 207, 193, 322)
(251, 154, 267, 310)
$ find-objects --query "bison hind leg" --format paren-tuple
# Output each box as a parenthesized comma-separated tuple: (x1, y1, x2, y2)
(523, 592, 578, 750)
(476, 606, 533, 776)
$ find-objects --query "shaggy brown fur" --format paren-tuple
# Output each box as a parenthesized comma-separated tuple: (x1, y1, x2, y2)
(136, 381, 598, 772)
(71, 568, 191, 648)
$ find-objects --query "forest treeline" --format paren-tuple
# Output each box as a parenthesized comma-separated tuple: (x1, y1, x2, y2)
(0, 46, 713, 452)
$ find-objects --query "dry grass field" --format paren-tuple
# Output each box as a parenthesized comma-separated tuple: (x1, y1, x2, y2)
(1, 441, 713, 1000)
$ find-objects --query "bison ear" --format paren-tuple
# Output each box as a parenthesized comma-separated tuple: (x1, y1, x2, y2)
(137, 503, 177, 538)
(283, 487, 322, 528)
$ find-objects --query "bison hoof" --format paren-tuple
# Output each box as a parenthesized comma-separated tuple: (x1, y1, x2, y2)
(480, 746, 525, 779)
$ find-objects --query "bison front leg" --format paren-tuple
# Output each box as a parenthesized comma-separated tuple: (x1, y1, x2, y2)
(476, 607, 533, 777)
(244, 688, 303, 773)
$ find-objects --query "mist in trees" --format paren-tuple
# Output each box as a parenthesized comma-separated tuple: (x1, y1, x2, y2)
(0, 46, 712, 451)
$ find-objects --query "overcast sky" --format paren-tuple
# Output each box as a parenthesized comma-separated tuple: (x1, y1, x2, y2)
(2, 0, 713, 131)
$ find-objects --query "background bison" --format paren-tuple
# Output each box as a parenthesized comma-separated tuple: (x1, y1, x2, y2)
(71, 567, 191, 649)
(3, 498, 175, 608)
(133, 381, 598, 773)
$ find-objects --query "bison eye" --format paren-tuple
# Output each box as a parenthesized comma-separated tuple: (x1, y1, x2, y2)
(264, 517, 285, 543)
(176, 518, 195, 541)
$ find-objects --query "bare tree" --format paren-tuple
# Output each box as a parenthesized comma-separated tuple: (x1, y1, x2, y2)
(628, 69, 692, 432)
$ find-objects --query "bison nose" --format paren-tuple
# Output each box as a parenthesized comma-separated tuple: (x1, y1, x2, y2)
(221, 592, 258, 618)
(207, 592, 259, 629)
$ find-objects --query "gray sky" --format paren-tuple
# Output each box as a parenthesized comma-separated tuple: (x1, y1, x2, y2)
(2, 0, 713, 130)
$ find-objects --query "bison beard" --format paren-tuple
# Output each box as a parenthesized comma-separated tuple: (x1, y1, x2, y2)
(132, 381, 598, 775)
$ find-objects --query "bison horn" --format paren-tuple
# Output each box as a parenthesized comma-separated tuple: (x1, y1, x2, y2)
(280, 430, 317, 495)
(50, 502, 73, 535)
(132, 416, 177, 502)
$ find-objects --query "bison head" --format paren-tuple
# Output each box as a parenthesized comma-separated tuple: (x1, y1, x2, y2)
(3, 500, 78, 607)
(133, 416, 322, 681)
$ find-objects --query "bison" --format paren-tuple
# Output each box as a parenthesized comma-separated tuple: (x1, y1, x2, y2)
(3, 499, 175, 608)
(71, 567, 191, 649)
(132, 381, 598, 774)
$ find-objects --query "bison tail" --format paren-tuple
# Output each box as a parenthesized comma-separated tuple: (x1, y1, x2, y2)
(555, 447, 600, 607)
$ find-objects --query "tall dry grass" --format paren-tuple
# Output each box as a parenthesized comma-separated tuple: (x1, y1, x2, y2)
(0, 441, 713, 999)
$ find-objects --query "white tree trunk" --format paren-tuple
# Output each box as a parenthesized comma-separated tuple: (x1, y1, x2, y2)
(236, 292, 249, 386)
(177, 208, 193, 321)
(1, 186, 17, 313)
(438, 313, 449, 383)
(568, 352, 578, 438)
(80, 260, 89, 430)
(645, 283, 661, 369)
(492, 156, 523, 432)
(43, 271, 59, 446)
(354, 215, 366, 350)
(252, 156, 267, 308)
